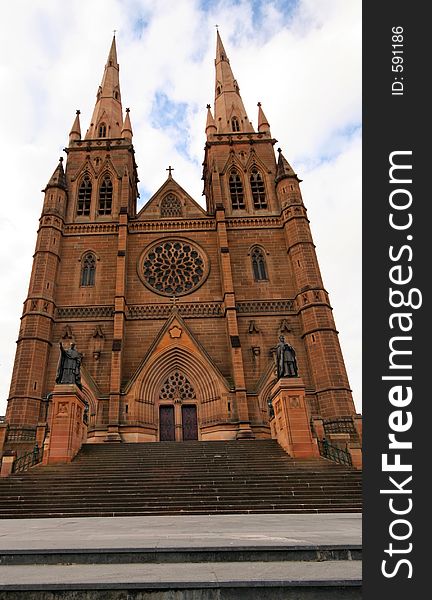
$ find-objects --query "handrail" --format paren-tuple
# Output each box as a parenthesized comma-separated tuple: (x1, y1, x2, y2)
(12, 443, 44, 474)
(318, 438, 352, 467)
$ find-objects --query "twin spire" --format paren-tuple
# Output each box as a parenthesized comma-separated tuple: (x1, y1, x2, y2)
(208, 30, 270, 135)
(69, 35, 132, 143)
(69, 32, 270, 143)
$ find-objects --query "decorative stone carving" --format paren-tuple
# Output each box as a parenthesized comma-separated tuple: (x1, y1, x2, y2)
(248, 320, 260, 334)
(61, 325, 74, 340)
(128, 302, 222, 319)
(236, 300, 293, 314)
(169, 326, 182, 339)
(289, 395, 300, 408)
(279, 319, 292, 333)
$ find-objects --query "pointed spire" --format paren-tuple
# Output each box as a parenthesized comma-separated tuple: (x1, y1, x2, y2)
(45, 157, 67, 191)
(121, 107, 133, 140)
(205, 104, 217, 136)
(69, 110, 81, 142)
(216, 29, 229, 64)
(257, 102, 270, 133)
(275, 148, 299, 183)
(214, 30, 253, 134)
(107, 34, 118, 68)
(85, 35, 123, 140)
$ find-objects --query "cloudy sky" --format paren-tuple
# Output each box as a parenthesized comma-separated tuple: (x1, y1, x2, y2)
(0, 0, 361, 415)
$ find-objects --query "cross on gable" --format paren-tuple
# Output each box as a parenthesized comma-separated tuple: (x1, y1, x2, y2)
(170, 295, 178, 306)
(166, 166, 174, 177)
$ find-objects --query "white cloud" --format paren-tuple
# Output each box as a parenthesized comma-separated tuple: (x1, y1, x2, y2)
(0, 0, 362, 414)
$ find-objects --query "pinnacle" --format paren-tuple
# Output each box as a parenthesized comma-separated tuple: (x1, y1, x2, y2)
(275, 148, 298, 183)
(45, 157, 67, 191)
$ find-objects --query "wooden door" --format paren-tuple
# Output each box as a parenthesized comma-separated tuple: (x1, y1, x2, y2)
(182, 405, 198, 440)
(159, 405, 175, 441)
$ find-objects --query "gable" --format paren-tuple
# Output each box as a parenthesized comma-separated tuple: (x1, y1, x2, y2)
(124, 311, 231, 398)
(136, 177, 208, 220)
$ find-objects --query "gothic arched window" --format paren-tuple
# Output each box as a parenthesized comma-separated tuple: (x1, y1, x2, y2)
(251, 246, 268, 281)
(159, 372, 196, 401)
(77, 175, 92, 216)
(250, 168, 267, 209)
(98, 123, 107, 138)
(81, 252, 96, 286)
(231, 117, 240, 132)
(229, 170, 244, 209)
(99, 175, 113, 215)
(160, 194, 182, 217)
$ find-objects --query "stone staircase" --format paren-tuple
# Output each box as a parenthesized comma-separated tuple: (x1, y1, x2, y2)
(0, 512, 362, 598)
(0, 440, 362, 518)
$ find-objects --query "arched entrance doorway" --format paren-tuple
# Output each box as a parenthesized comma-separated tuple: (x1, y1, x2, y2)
(158, 371, 199, 441)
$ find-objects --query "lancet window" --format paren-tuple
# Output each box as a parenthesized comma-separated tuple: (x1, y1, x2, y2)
(98, 175, 113, 215)
(159, 372, 196, 401)
(231, 117, 240, 132)
(77, 175, 92, 216)
(250, 168, 267, 209)
(251, 246, 268, 281)
(81, 252, 96, 286)
(229, 170, 245, 209)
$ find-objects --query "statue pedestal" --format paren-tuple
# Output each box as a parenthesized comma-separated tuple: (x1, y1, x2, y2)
(44, 385, 87, 465)
(269, 377, 318, 458)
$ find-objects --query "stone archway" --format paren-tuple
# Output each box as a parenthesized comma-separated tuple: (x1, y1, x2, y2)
(133, 345, 228, 440)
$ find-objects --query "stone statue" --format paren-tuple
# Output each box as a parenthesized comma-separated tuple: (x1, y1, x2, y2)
(55, 342, 83, 390)
(276, 335, 298, 378)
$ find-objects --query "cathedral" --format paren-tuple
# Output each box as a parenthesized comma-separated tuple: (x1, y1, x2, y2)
(0, 34, 361, 458)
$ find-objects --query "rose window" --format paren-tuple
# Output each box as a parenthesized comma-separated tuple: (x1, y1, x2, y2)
(159, 372, 196, 401)
(140, 239, 208, 296)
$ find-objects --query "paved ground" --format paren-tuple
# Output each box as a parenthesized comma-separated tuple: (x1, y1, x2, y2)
(0, 513, 361, 551)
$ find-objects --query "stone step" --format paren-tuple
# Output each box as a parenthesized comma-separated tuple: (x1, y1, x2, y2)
(0, 506, 363, 517)
(0, 490, 362, 502)
(0, 560, 362, 599)
(0, 544, 362, 566)
(0, 440, 361, 518)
